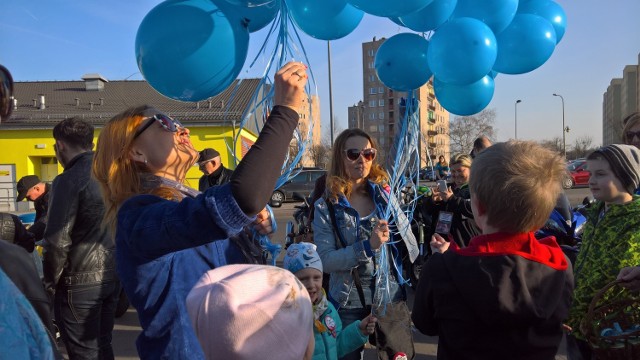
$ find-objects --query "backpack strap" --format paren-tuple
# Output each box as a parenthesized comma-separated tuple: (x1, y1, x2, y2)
(325, 199, 367, 308)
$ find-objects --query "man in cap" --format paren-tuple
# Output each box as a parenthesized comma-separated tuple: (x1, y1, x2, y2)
(198, 148, 234, 191)
(16, 175, 49, 240)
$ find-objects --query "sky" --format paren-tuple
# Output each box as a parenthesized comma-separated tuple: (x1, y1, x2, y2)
(2, 0, 640, 147)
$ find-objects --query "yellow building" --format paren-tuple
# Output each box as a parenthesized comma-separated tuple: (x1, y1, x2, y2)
(0, 75, 268, 211)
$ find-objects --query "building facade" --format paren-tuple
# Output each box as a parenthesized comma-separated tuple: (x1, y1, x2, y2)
(348, 37, 450, 167)
(603, 54, 640, 145)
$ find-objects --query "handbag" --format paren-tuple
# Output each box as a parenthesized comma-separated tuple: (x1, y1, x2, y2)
(326, 201, 415, 360)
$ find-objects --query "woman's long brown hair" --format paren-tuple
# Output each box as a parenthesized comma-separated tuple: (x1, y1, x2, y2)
(325, 129, 388, 201)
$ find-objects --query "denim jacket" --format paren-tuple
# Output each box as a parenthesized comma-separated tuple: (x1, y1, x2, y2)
(313, 181, 407, 309)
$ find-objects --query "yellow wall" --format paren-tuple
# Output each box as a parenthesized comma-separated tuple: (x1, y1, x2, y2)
(0, 125, 256, 189)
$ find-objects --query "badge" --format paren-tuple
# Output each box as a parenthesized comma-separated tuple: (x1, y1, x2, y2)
(325, 316, 337, 338)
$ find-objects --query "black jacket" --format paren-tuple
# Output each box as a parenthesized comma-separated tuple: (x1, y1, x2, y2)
(43, 152, 116, 293)
(412, 232, 573, 360)
(198, 166, 233, 192)
(29, 182, 50, 240)
(424, 183, 481, 248)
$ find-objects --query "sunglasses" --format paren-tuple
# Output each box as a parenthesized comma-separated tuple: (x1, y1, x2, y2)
(626, 131, 640, 141)
(344, 148, 377, 161)
(133, 114, 183, 139)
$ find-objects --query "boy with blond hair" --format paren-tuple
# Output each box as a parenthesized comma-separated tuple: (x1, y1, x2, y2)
(412, 141, 574, 360)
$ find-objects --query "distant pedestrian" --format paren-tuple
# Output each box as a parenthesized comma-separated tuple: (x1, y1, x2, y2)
(470, 136, 492, 158)
(198, 147, 233, 191)
(43, 117, 119, 359)
(16, 174, 50, 240)
(434, 155, 449, 180)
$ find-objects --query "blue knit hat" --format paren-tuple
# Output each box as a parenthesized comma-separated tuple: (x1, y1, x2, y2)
(283, 243, 323, 274)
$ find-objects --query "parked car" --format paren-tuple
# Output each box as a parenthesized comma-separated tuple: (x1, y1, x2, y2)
(563, 160, 590, 189)
(419, 166, 436, 181)
(269, 168, 326, 207)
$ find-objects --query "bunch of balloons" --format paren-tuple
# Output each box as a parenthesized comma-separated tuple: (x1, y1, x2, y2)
(135, 0, 566, 115)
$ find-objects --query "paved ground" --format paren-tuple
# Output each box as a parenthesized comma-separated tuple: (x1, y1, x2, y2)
(102, 185, 592, 359)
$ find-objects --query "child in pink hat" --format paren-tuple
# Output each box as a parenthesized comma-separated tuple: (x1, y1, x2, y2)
(283, 242, 376, 360)
(186, 264, 315, 360)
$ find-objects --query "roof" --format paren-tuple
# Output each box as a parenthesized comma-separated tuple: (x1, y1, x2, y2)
(3, 76, 268, 130)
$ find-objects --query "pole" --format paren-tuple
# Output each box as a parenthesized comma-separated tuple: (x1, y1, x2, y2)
(515, 99, 521, 139)
(553, 94, 566, 159)
(328, 41, 335, 145)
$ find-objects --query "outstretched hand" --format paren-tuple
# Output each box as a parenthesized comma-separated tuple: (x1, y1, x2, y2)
(274, 62, 307, 111)
(252, 208, 273, 235)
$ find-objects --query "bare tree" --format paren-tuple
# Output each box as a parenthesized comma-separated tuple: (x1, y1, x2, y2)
(447, 108, 497, 155)
(539, 136, 564, 154)
(571, 135, 595, 159)
(309, 143, 330, 168)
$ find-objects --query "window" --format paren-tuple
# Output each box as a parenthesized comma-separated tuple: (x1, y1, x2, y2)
(369, 88, 376, 94)
(369, 113, 376, 120)
(389, 112, 394, 119)
(368, 49, 374, 57)
(309, 171, 324, 182)
(369, 125, 377, 132)
(290, 172, 307, 183)
(378, 87, 384, 94)
(369, 74, 376, 82)
(378, 125, 384, 132)
(379, 112, 384, 119)
(369, 100, 377, 107)
(378, 99, 385, 106)
(368, 62, 374, 69)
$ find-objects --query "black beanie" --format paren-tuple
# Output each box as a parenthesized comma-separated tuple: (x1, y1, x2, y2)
(591, 144, 640, 194)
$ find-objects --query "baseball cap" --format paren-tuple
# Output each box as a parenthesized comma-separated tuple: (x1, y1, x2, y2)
(17, 175, 40, 201)
(198, 148, 220, 164)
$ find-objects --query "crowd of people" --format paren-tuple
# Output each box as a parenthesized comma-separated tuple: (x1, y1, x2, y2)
(3, 59, 640, 360)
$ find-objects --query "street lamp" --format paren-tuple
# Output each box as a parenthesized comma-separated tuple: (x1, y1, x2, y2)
(553, 93, 567, 159)
(515, 99, 521, 139)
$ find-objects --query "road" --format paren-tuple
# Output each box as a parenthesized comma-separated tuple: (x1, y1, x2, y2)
(107, 186, 591, 359)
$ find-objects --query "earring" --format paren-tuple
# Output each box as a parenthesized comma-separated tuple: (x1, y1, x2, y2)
(144, 159, 148, 165)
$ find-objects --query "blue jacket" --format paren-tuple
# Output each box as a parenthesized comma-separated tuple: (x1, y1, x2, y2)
(115, 184, 254, 360)
(313, 181, 405, 309)
(313, 301, 369, 360)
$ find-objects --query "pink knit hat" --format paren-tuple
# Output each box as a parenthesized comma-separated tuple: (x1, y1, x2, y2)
(186, 264, 313, 360)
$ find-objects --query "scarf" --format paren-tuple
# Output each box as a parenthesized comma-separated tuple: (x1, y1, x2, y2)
(313, 288, 329, 333)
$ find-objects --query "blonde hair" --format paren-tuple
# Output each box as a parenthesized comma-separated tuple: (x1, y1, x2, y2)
(326, 129, 388, 201)
(92, 105, 180, 232)
(622, 112, 640, 144)
(470, 141, 564, 233)
(450, 153, 472, 168)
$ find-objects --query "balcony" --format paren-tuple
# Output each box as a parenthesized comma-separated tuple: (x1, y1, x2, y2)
(427, 130, 438, 137)
(427, 116, 436, 124)
(428, 142, 437, 148)
(428, 103, 436, 110)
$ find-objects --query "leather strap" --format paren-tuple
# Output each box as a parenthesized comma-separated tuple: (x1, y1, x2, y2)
(326, 200, 367, 308)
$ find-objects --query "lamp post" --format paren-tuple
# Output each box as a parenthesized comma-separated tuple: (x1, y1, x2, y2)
(553, 93, 566, 159)
(515, 99, 521, 139)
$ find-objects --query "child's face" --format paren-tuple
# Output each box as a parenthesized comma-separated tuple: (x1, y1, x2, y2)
(295, 268, 323, 304)
(587, 158, 630, 204)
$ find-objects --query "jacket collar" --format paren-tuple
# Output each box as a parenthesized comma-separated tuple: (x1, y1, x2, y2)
(63, 151, 93, 171)
(453, 231, 569, 271)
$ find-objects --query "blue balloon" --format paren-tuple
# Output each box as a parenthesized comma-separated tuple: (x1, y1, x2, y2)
(517, 0, 567, 43)
(427, 17, 497, 85)
(347, 0, 433, 17)
(493, 14, 556, 74)
(434, 75, 495, 116)
(452, 0, 518, 34)
(224, 0, 273, 5)
(399, 0, 457, 32)
(388, 16, 407, 27)
(213, 0, 279, 33)
(136, 0, 249, 101)
(286, 0, 364, 40)
(374, 33, 431, 91)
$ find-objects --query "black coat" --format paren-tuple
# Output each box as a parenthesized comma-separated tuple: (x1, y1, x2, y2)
(424, 183, 481, 248)
(412, 232, 573, 360)
(43, 152, 116, 293)
(29, 183, 50, 240)
(198, 166, 233, 192)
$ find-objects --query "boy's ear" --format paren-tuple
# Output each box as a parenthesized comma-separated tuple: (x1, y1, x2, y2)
(471, 195, 486, 217)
